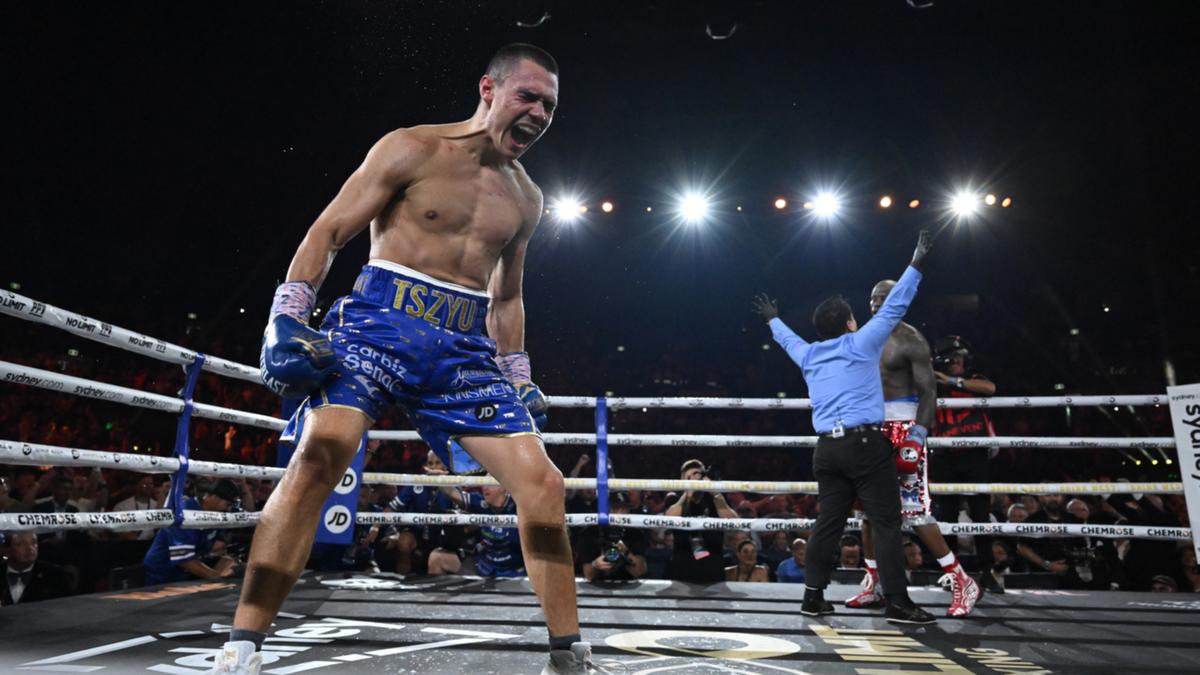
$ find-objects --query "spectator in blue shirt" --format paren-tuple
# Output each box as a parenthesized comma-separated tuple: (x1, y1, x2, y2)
(751, 231, 936, 625)
(143, 479, 241, 585)
(775, 538, 807, 584)
(387, 451, 464, 576)
(446, 486, 524, 578)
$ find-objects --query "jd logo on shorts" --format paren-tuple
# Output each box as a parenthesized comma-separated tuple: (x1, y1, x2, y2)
(475, 404, 498, 421)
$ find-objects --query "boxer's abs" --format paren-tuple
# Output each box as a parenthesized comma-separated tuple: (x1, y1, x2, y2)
(366, 156, 533, 291)
(367, 224, 499, 292)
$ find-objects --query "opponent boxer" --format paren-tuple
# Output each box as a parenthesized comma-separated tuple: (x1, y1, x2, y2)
(845, 280, 979, 617)
(212, 44, 591, 674)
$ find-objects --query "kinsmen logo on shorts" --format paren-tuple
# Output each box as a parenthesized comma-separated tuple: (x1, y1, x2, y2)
(474, 404, 498, 421)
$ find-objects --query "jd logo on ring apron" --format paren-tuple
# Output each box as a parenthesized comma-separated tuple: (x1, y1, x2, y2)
(276, 398, 364, 546)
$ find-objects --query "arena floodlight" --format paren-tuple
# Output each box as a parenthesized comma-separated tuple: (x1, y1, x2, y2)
(601, 201, 614, 213)
(811, 192, 840, 218)
(1001, 196, 1013, 208)
(908, 199, 920, 209)
(551, 196, 584, 223)
(678, 192, 711, 223)
(950, 191, 979, 218)
(879, 195, 893, 208)
(984, 194, 997, 206)
(774, 198, 787, 210)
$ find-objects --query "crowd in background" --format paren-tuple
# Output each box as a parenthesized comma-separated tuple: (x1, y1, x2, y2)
(2, 313, 1196, 607)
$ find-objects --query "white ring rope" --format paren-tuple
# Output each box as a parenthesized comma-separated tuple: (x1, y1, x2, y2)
(0, 290, 260, 383)
(0, 509, 1189, 542)
(0, 290, 1171, 411)
(361, 472, 1184, 497)
(547, 394, 1171, 410)
(0, 441, 286, 481)
(4, 361, 1175, 449)
(389, 431, 1178, 450)
(360, 512, 1193, 541)
(3, 295, 1191, 543)
(1, 442, 1182, 497)
(0, 360, 283, 431)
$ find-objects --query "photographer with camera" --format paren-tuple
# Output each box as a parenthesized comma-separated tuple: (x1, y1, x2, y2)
(575, 493, 647, 582)
(664, 459, 737, 584)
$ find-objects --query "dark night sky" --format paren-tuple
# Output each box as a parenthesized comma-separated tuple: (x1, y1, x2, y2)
(4, 1, 1199, 393)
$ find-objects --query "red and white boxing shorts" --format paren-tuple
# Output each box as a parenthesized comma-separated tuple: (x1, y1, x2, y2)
(881, 398, 936, 527)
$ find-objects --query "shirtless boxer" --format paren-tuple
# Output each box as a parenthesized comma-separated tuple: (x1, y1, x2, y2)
(211, 44, 592, 674)
(846, 280, 980, 617)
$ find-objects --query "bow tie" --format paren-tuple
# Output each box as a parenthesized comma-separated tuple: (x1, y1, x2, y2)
(8, 569, 32, 586)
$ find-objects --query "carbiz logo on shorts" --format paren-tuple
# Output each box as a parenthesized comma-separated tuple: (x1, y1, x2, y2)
(345, 344, 407, 392)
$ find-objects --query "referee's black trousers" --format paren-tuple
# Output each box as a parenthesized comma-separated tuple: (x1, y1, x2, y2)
(806, 428, 908, 598)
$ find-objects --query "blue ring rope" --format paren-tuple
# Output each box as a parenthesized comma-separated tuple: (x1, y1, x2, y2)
(169, 354, 206, 525)
(595, 395, 609, 526)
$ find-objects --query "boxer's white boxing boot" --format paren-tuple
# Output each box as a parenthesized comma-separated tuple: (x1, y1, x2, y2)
(541, 641, 624, 673)
(209, 641, 262, 675)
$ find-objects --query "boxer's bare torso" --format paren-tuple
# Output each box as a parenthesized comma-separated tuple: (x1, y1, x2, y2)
(367, 124, 543, 291)
(286, 56, 558, 295)
(879, 321, 925, 401)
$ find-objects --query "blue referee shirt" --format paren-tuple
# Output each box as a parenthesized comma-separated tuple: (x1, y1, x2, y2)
(769, 265, 923, 434)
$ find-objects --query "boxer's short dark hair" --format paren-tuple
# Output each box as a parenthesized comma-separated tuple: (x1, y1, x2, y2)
(813, 295, 853, 339)
(487, 43, 558, 82)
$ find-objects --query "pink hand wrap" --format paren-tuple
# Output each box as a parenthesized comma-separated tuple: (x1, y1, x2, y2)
(496, 351, 532, 383)
(270, 281, 317, 323)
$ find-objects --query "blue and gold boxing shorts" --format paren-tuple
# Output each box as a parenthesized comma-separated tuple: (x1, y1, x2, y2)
(291, 260, 539, 473)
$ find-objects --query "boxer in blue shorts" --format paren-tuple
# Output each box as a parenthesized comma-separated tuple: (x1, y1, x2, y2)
(308, 260, 540, 471)
(214, 44, 594, 675)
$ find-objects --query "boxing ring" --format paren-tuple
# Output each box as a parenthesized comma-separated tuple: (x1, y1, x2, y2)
(2, 289, 1199, 674)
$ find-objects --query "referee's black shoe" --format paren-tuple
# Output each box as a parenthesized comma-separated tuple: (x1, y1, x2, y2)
(885, 601, 937, 625)
(800, 589, 835, 616)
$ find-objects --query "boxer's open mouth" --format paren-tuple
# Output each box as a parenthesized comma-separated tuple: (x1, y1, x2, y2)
(511, 122, 541, 146)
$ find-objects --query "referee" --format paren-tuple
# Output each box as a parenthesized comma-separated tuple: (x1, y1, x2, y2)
(752, 231, 936, 624)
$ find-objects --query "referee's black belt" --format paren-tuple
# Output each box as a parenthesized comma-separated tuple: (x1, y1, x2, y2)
(817, 423, 881, 439)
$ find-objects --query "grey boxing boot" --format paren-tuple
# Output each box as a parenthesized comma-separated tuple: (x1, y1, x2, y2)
(209, 641, 262, 675)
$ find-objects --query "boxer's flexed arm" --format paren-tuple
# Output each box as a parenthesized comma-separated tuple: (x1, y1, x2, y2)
(261, 130, 432, 397)
(285, 130, 432, 290)
(485, 176, 549, 428)
(486, 178, 543, 354)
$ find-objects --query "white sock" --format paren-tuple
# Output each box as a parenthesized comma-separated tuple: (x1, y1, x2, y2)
(865, 558, 877, 571)
(937, 552, 959, 570)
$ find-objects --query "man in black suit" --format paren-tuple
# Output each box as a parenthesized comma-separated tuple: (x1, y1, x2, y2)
(2, 532, 74, 606)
